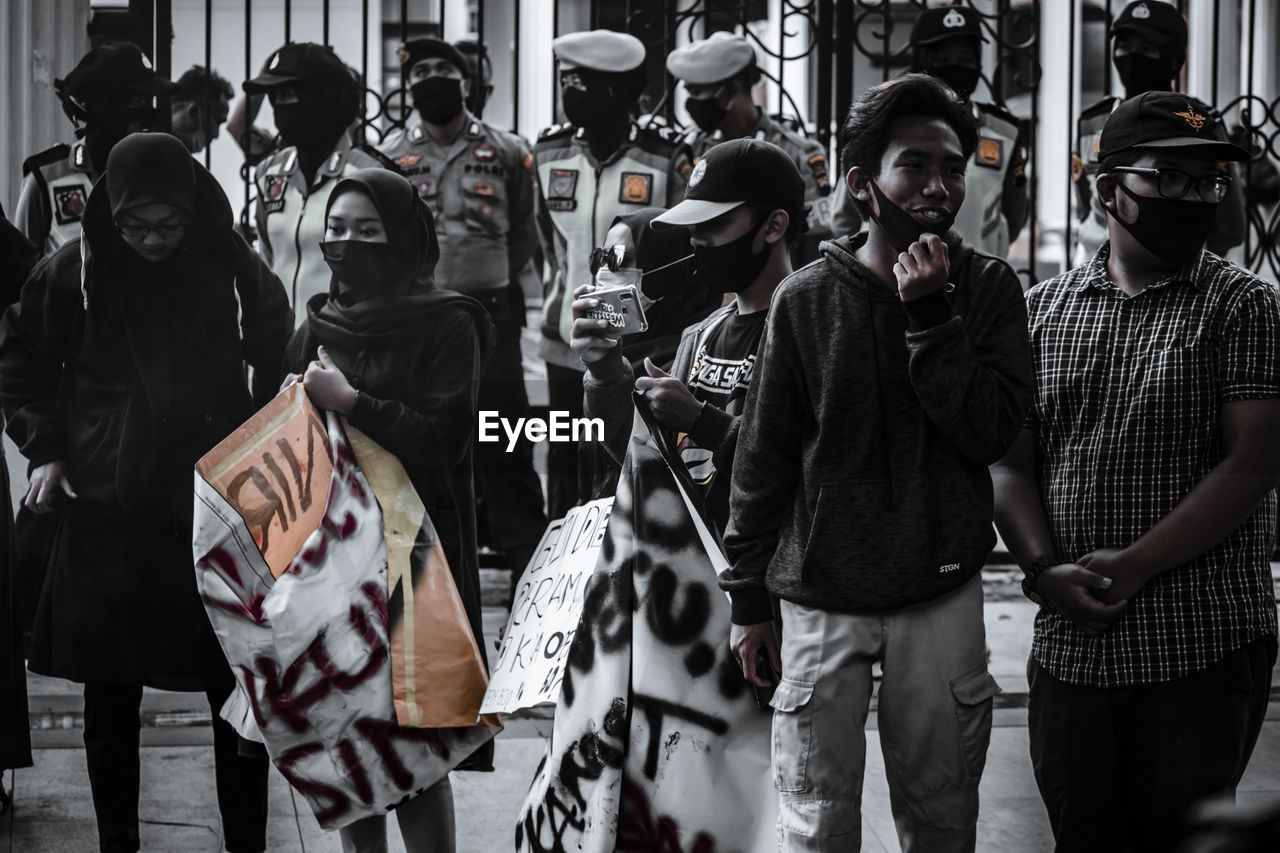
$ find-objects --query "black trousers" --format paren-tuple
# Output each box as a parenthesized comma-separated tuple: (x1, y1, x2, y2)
(472, 291, 547, 564)
(545, 362, 590, 520)
(83, 671, 269, 853)
(1028, 637, 1275, 853)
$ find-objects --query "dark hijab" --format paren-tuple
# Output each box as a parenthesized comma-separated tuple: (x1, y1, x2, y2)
(304, 168, 492, 352)
(611, 207, 720, 370)
(80, 132, 241, 509)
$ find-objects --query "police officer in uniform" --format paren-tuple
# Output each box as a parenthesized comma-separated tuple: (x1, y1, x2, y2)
(245, 42, 392, 323)
(666, 31, 832, 257)
(535, 29, 694, 517)
(831, 5, 1029, 262)
(1072, 0, 1244, 265)
(15, 42, 179, 257)
(378, 38, 547, 579)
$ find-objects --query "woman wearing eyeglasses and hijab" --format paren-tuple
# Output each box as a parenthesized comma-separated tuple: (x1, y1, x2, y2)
(282, 167, 495, 853)
(0, 132, 292, 853)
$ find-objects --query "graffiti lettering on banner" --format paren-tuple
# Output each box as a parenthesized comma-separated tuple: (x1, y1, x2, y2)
(481, 497, 614, 714)
(192, 386, 496, 830)
(514, 407, 776, 853)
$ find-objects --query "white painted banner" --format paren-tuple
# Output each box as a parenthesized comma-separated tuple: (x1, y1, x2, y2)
(481, 497, 614, 714)
(192, 390, 496, 830)
(515, 409, 777, 853)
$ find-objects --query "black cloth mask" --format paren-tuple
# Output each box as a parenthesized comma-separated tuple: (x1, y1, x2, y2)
(1115, 53, 1175, 96)
(321, 240, 402, 300)
(272, 102, 343, 149)
(927, 65, 981, 100)
(1109, 182, 1219, 267)
(869, 180, 956, 252)
(693, 218, 770, 294)
(562, 86, 628, 129)
(685, 92, 728, 133)
(411, 77, 465, 125)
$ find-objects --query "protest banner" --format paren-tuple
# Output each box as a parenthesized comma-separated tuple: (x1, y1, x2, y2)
(193, 388, 496, 830)
(481, 496, 614, 714)
(515, 406, 777, 853)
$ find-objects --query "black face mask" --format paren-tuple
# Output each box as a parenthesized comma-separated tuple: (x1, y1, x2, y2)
(273, 103, 343, 149)
(685, 92, 728, 133)
(562, 86, 629, 129)
(693, 219, 769, 294)
(1115, 53, 1174, 96)
(1109, 182, 1219, 267)
(927, 65, 981, 100)
(868, 180, 956, 252)
(411, 77, 465, 125)
(321, 240, 407, 301)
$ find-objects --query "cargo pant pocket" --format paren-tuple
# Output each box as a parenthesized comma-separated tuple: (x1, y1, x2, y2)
(950, 667, 1000, 780)
(771, 678, 815, 794)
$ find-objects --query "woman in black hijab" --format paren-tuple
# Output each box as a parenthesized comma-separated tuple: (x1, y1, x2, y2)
(0, 132, 292, 853)
(282, 168, 494, 853)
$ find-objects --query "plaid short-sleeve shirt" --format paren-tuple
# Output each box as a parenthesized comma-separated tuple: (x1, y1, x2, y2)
(1026, 245, 1280, 687)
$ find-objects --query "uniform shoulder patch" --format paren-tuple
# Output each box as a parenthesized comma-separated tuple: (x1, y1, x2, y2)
(806, 152, 830, 188)
(23, 144, 72, 177)
(537, 122, 574, 141)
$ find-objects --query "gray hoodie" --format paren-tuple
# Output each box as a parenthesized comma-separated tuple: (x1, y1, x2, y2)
(721, 231, 1033, 622)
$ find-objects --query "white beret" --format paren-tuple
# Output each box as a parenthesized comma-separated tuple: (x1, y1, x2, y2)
(552, 29, 646, 73)
(666, 32, 756, 85)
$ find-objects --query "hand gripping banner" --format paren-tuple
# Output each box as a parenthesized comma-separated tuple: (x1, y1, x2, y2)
(192, 384, 497, 830)
(515, 401, 777, 853)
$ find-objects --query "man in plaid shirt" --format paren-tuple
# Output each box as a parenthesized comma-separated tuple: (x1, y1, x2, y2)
(993, 91, 1280, 852)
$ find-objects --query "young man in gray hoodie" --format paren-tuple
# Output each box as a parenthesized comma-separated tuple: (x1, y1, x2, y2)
(722, 74, 1034, 851)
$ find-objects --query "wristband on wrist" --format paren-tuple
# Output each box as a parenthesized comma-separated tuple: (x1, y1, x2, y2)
(689, 400, 709, 433)
(1020, 553, 1057, 604)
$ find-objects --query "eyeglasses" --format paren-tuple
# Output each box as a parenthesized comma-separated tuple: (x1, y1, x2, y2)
(116, 222, 187, 240)
(589, 244, 633, 274)
(1108, 166, 1232, 203)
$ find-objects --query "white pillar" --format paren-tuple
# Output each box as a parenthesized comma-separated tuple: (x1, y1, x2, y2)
(441, 0, 470, 43)
(1036, 0, 1082, 274)
(517, 0, 556, 136)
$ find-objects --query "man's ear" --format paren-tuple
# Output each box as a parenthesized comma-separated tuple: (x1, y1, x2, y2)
(762, 209, 790, 245)
(847, 166, 875, 210)
(1095, 172, 1118, 213)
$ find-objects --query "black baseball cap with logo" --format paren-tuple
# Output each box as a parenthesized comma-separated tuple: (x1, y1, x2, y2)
(58, 42, 180, 100)
(910, 6, 988, 46)
(1110, 1, 1187, 48)
(243, 42, 354, 93)
(651, 138, 805, 228)
(1098, 91, 1248, 161)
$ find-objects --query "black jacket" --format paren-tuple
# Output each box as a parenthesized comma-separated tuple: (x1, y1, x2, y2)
(721, 232, 1034, 622)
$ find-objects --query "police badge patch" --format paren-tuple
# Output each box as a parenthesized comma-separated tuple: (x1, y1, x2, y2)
(976, 137, 1003, 169)
(262, 175, 288, 213)
(619, 172, 652, 204)
(52, 185, 87, 225)
(547, 168, 578, 211)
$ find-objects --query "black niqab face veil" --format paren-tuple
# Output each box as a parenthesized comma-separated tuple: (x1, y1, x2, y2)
(321, 168, 440, 303)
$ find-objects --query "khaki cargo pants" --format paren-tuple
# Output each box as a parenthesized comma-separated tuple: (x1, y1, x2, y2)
(771, 575, 998, 852)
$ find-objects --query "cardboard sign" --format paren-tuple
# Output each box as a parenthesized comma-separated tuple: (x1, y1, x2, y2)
(195, 383, 331, 579)
(481, 497, 614, 714)
(193, 392, 496, 830)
